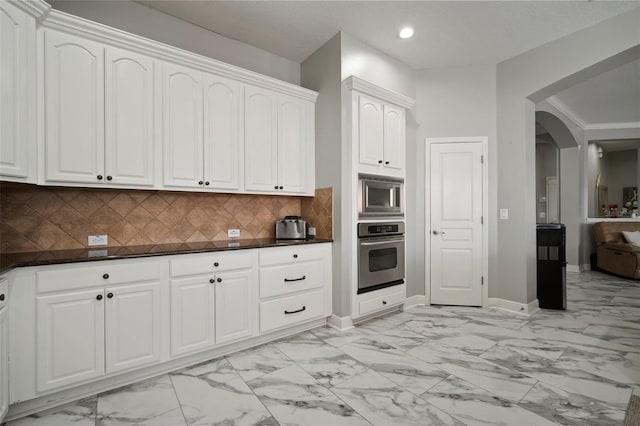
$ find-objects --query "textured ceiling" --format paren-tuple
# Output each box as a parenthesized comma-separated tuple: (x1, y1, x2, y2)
(138, 1, 639, 69)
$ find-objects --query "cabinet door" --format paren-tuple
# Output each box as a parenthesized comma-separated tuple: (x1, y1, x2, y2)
(162, 62, 203, 188)
(244, 85, 278, 192)
(44, 30, 105, 184)
(0, 2, 29, 180)
(215, 269, 253, 344)
(383, 104, 405, 171)
(278, 95, 306, 194)
(204, 73, 243, 190)
(36, 289, 105, 392)
(358, 95, 383, 168)
(0, 307, 7, 423)
(105, 282, 161, 374)
(170, 277, 215, 357)
(105, 47, 155, 186)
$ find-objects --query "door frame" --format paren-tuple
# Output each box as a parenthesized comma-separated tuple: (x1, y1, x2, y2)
(425, 136, 489, 307)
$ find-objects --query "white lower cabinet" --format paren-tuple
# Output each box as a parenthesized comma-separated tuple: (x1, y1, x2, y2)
(0, 292, 9, 423)
(36, 289, 105, 393)
(171, 268, 255, 356)
(7, 243, 331, 418)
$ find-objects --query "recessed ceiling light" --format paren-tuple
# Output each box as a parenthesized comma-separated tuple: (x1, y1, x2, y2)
(399, 27, 414, 39)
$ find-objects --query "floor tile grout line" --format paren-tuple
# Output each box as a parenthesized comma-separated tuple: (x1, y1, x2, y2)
(167, 374, 190, 426)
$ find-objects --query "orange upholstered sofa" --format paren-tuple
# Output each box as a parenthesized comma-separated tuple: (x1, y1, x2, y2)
(592, 221, 640, 279)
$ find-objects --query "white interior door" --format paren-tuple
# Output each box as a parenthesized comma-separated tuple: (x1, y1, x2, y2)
(546, 176, 559, 223)
(430, 142, 483, 306)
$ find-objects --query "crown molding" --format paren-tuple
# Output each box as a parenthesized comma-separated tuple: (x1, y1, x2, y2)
(11, 0, 51, 21)
(344, 76, 415, 109)
(545, 96, 586, 129)
(40, 10, 318, 102)
(584, 122, 640, 131)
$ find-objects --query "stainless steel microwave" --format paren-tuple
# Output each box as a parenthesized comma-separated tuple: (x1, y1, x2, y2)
(358, 174, 404, 217)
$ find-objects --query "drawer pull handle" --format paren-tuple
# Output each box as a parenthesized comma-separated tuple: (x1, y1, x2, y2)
(0, 294, 5, 301)
(284, 306, 306, 315)
(284, 275, 306, 282)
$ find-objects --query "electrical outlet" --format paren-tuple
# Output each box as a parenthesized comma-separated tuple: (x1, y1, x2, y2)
(499, 209, 509, 220)
(228, 229, 240, 238)
(308, 227, 316, 236)
(539, 212, 546, 219)
(88, 235, 108, 246)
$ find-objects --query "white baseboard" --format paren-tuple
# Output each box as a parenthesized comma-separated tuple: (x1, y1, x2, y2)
(327, 314, 354, 331)
(403, 295, 427, 309)
(567, 264, 580, 273)
(488, 297, 539, 316)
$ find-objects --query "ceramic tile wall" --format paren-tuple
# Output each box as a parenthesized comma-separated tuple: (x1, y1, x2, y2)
(0, 183, 331, 253)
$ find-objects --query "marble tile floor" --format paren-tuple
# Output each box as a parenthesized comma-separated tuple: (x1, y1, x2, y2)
(6, 271, 639, 426)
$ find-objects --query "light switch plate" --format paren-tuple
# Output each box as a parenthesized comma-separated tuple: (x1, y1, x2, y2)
(88, 235, 108, 246)
(539, 212, 546, 218)
(228, 229, 240, 238)
(499, 209, 509, 220)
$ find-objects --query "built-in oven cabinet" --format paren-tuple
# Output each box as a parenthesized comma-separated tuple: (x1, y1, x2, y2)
(0, 276, 8, 424)
(355, 93, 406, 177)
(0, 1, 38, 184)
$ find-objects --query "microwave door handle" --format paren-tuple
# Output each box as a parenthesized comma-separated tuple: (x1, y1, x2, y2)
(390, 188, 394, 207)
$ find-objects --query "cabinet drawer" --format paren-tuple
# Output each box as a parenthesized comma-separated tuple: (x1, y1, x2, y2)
(259, 289, 324, 333)
(170, 251, 252, 277)
(359, 289, 405, 317)
(260, 261, 323, 299)
(37, 261, 160, 293)
(0, 278, 7, 309)
(259, 245, 324, 267)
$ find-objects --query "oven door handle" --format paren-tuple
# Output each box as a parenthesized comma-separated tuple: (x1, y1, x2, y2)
(359, 238, 405, 246)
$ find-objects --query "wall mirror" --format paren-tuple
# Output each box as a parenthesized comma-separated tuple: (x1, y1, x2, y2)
(588, 139, 639, 218)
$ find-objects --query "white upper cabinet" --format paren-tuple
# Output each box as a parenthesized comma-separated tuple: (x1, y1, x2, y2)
(245, 86, 278, 192)
(204, 73, 243, 191)
(245, 87, 313, 195)
(0, 1, 35, 182)
(105, 47, 155, 186)
(278, 94, 307, 194)
(358, 95, 384, 168)
(44, 30, 105, 184)
(383, 103, 405, 171)
(162, 62, 204, 189)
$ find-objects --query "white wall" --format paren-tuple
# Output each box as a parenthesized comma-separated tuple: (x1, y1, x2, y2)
(497, 8, 640, 304)
(415, 64, 497, 297)
(49, 0, 300, 84)
(300, 34, 346, 316)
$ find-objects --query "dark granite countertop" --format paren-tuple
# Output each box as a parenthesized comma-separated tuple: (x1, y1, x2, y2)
(0, 238, 333, 274)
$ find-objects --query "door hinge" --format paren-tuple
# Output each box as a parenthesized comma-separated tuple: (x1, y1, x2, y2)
(481, 155, 484, 164)
(481, 276, 484, 286)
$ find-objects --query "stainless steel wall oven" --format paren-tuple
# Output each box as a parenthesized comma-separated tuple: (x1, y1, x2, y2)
(358, 222, 405, 294)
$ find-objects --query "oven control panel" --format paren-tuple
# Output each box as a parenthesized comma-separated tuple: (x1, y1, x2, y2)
(358, 222, 405, 237)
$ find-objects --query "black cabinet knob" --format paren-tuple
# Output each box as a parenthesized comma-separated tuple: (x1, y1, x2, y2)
(96, 294, 103, 301)
(103, 273, 109, 279)
(279, 186, 283, 190)
(97, 175, 103, 180)
(293, 254, 298, 259)
(385, 161, 389, 165)
(214, 262, 219, 267)
(205, 181, 210, 186)
(107, 175, 113, 181)
(107, 292, 114, 299)
(0, 294, 5, 301)
(217, 277, 222, 283)
(198, 180, 204, 185)
(274, 185, 278, 189)
(209, 278, 215, 284)
(378, 160, 383, 164)
(382, 300, 387, 305)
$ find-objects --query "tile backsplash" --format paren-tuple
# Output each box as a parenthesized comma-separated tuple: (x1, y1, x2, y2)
(0, 183, 333, 253)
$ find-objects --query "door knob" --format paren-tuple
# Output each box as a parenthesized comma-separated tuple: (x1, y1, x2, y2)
(432, 230, 446, 235)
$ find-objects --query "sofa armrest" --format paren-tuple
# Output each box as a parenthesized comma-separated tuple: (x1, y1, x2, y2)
(600, 243, 640, 253)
